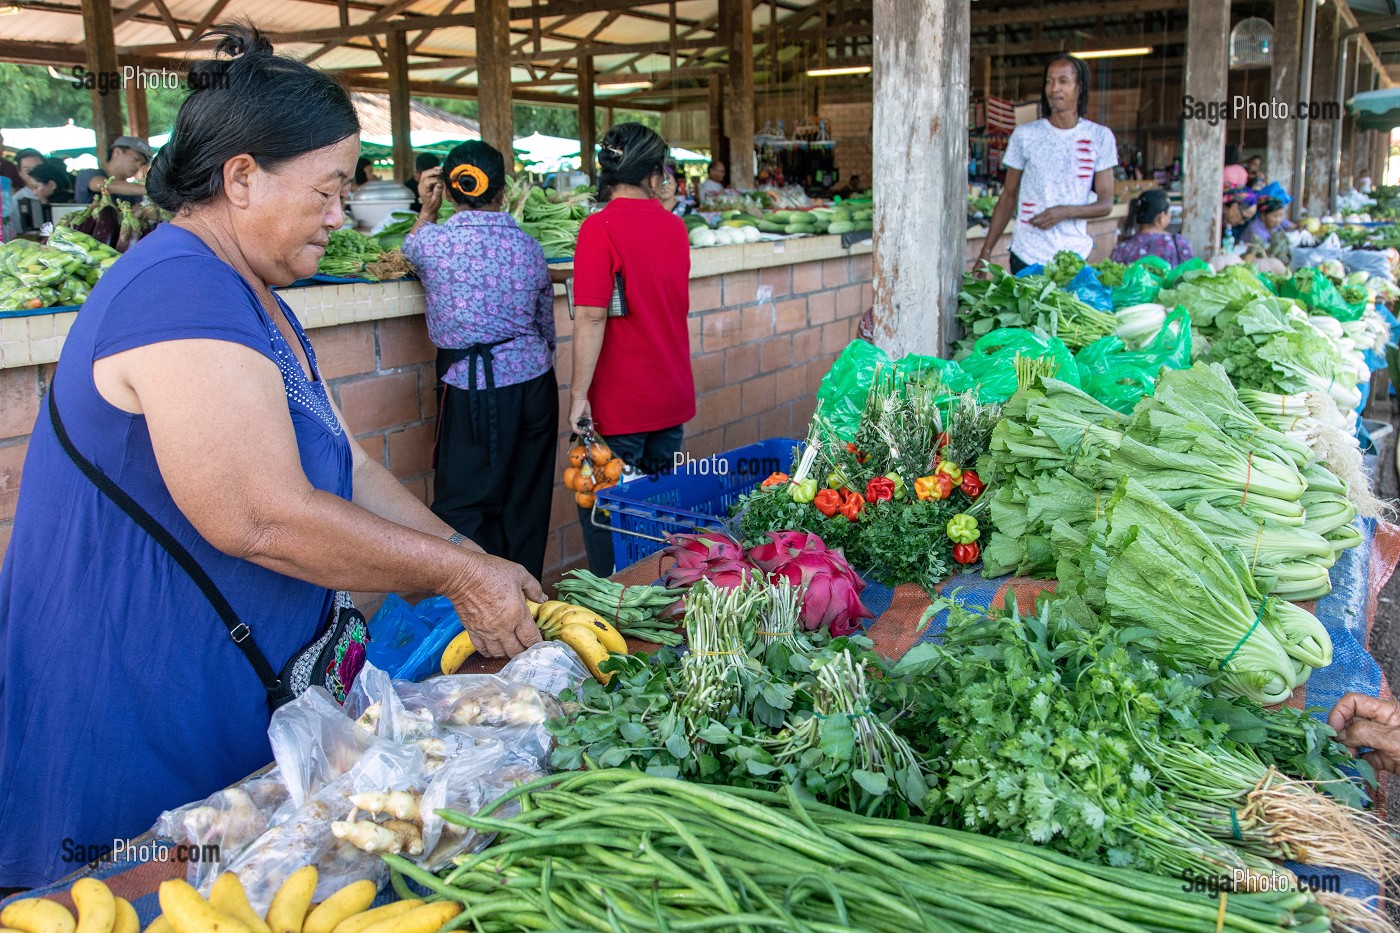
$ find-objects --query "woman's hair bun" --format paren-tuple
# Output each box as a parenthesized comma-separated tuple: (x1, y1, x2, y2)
(146, 18, 358, 212)
(596, 123, 668, 192)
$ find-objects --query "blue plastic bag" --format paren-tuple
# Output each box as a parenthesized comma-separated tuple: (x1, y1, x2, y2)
(366, 594, 462, 681)
(1014, 263, 1045, 278)
(1065, 266, 1112, 311)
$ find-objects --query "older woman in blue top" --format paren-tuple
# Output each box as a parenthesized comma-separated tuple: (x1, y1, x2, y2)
(402, 142, 557, 581)
(0, 24, 542, 889)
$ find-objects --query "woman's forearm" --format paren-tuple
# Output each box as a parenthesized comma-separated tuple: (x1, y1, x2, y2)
(569, 308, 608, 402)
(231, 486, 478, 594)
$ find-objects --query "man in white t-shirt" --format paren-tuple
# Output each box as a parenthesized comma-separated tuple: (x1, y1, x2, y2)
(698, 160, 726, 201)
(976, 54, 1117, 273)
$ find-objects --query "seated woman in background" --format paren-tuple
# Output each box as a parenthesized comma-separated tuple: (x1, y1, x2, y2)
(1110, 188, 1193, 266)
(1239, 182, 1293, 249)
(402, 141, 558, 582)
(1222, 186, 1258, 247)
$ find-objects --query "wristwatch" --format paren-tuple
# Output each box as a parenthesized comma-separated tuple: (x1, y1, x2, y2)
(448, 532, 468, 547)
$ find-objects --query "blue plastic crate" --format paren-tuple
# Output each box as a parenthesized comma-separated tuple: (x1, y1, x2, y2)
(593, 438, 803, 568)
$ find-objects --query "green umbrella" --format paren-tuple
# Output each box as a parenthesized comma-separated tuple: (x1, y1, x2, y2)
(1348, 87, 1400, 132)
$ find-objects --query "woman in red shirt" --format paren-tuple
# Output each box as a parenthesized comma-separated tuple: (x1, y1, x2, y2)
(570, 123, 695, 575)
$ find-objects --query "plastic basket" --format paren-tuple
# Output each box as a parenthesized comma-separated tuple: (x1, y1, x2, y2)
(593, 438, 802, 568)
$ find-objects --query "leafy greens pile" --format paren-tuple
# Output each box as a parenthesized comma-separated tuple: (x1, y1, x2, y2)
(956, 264, 1118, 355)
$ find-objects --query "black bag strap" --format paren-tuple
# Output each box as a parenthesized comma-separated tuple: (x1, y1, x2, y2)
(47, 385, 285, 701)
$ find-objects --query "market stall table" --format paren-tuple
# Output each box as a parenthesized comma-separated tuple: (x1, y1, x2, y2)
(6, 515, 1398, 919)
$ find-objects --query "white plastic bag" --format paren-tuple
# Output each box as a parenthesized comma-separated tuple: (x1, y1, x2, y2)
(268, 686, 375, 809)
(417, 752, 544, 871)
(153, 770, 290, 890)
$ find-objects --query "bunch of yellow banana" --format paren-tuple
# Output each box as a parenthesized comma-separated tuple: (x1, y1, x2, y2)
(1, 879, 137, 933)
(437, 599, 629, 683)
(120, 867, 455, 933)
(529, 599, 627, 684)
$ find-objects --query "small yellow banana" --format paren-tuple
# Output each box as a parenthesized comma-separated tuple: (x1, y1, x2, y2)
(265, 866, 317, 933)
(71, 880, 115, 933)
(156, 881, 250, 933)
(556, 623, 611, 683)
(207, 875, 269, 933)
(552, 608, 627, 654)
(533, 600, 573, 627)
(1, 898, 75, 933)
(301, 881, 377, 933)
(329, 901, 422, 933)
(440, 629, 476, 675)
(110, 901, 138, 933)
(358, 903, 459, 933)
(143, 918, 172, 933)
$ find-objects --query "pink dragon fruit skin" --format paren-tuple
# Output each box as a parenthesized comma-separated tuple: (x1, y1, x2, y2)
(747, 531, 872, 634)
(662, 533, 754, 588)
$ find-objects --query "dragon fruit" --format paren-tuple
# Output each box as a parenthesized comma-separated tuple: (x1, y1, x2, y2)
(661, 532, 755, 588)
(747, 530, 872, 637)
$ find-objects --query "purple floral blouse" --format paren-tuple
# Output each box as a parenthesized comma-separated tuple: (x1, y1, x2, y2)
(1109, 231, 1194, 266)
(403, 211, 555, 391)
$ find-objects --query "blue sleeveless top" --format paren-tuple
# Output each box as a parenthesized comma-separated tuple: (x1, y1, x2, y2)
(0, 224, 353, 886)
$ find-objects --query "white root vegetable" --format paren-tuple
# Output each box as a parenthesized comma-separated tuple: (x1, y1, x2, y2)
(331, 818, 424, 855)
(347, 790, 421, 821)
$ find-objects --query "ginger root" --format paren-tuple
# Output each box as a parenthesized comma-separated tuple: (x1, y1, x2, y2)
(330, 818, 424, 856)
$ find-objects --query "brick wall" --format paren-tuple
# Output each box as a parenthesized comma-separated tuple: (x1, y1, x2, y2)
(0, 252, 872, 595)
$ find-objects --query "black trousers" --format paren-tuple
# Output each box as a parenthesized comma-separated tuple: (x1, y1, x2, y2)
(432, 369, 558, 581)
(575, 424, 685, 577)
(1008, 251, 1033, 274)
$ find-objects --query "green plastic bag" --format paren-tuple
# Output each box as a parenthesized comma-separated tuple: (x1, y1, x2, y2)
(1163, 256, 1211, 289)
(1276, 267, 1364, 322)
(958, 327, 1080, 403)
(1110, 263, 1162, 310)
(1074, 307, 1192, 412)
(1132, 254, 1171, 282)
(815, 340, 891, 439)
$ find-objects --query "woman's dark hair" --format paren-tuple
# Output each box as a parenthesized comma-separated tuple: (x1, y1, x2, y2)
(441, 140, 505, 208)
(598, 123, 668, 197)
(1225, 144, 1241, 166)
(354, 157, 372, 186)
(414, 152, 440, 173)
(1039, 53, 1090, 119)
(15, 148, 43, 165)
(146, 21, 360, 212)
(1122, 188, 1171, 237)
(28, 162, 70, 195)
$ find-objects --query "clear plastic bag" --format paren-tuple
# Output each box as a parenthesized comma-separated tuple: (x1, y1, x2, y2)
(221, 742, 426, 914)
(268, 686, 377, 809)
(153, 770, 290, 890)
(344, 662, 438, 744)
(498, 640, 590, 698)
(417, 751, 545, 871)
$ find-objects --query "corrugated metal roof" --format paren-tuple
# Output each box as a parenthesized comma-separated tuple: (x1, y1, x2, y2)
(351, 90, 480, 136)
(3, 0, 824, 98)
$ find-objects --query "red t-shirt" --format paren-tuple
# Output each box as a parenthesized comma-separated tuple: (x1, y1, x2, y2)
(573, 198, 695, 434)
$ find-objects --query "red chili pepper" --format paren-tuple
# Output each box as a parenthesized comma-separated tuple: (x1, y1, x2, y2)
(959, 469, 984, 499)
(814, 488, 843, 517)
(864, 476, 896, 503)
(839, 490, 865, 521)
(934, 432, 949, 451)
(953, 541, 981, 565)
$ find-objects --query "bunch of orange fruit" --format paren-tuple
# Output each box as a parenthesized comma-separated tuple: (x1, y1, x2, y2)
(563, 434, 625, 508)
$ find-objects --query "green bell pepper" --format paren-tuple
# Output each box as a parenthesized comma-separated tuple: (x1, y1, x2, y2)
(787, 478, 819, 504)
(946, 513, 980, 544)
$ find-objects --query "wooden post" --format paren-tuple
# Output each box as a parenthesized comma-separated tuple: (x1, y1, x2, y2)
(578, 57, 596, 181)
(1181, 0, 1228, 258)
(708, 76, 724, 159)
(872, 0, 969, 357)
(476, 0, 514, 156)
(1304, 2, 1338, 217)
(979, 54, 991, 102)
(720, 0, 754, 188)
(81, 0, 124, 160)
(1267, 0, 1301, 192)
(386, 30, 415, 185)
(125, 81, 150, 139)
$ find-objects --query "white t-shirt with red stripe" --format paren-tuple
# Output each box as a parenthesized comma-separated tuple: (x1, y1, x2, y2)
(1002, 117, 1117, 266)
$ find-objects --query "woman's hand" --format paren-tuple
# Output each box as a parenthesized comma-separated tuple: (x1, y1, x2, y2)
(969, 256, 993, 279)
(443, 551, 546, 657)
(1329, 692, 1400, 775)
(569, 396, 592, 434)
(418, 167, 444, 218)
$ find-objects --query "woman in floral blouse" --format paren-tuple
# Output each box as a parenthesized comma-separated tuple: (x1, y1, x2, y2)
(1109, 188, 1194, 266)
(403, 141, 557, 581)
